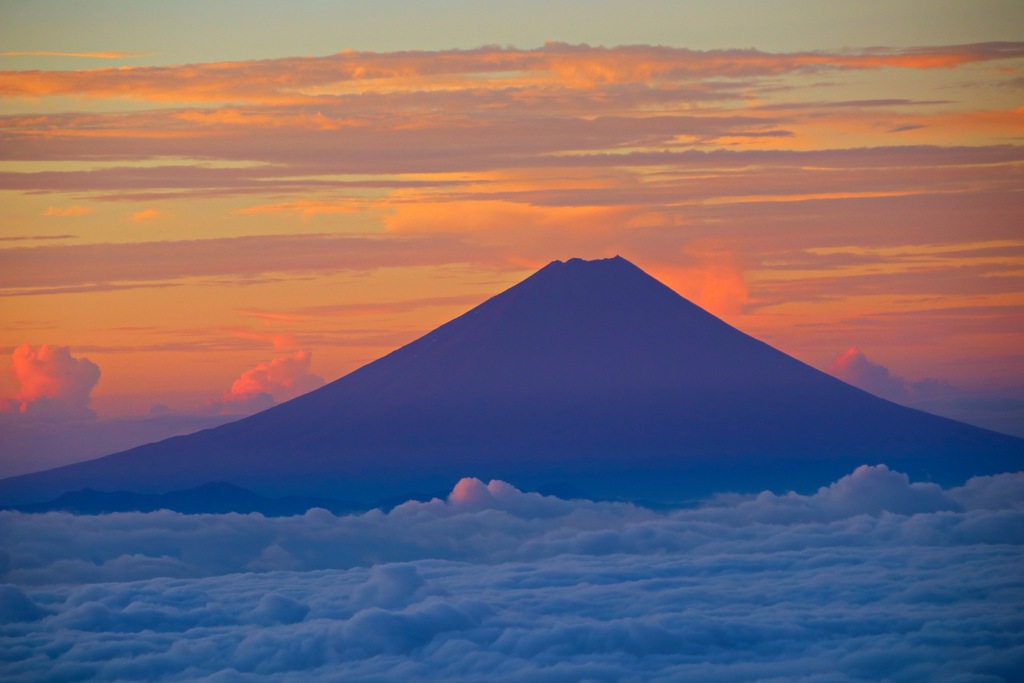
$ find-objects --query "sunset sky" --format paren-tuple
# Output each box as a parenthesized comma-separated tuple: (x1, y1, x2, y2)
(2, 1, 1023, 474)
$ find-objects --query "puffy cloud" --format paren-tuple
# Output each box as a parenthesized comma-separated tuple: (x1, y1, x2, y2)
(821, 348, 1024, 435)
(0, 465, 1022, 681)
(701, 464, 961, 526)
(249, 593, 310, 626)
(207, 351, 324, 414)
(0, 584, 50, 622)
(949, 471, 1024, 511)
(1, 344, 100, 420)
(828, 346, 912, 401)
(827, 346, 958, 405)
(809, 463, 957, 515)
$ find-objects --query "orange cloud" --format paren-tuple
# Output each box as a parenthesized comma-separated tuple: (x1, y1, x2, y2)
(44, 205, 92, 217)
(650, 242, 751, 318)
(2, 344, 100, 420)
(207, 351, 324, 415)
(175, 108, 361, 130)
(130, 208, 161, 223)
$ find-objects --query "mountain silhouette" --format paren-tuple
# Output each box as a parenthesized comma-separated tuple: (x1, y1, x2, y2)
(1, 256, 1020, 506)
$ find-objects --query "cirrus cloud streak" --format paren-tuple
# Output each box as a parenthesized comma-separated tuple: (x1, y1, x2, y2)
(2, 42, 1021, 103)
(0, 233, 497, 296)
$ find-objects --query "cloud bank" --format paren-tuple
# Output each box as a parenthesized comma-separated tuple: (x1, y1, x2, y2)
(1, 465, 1021, 681)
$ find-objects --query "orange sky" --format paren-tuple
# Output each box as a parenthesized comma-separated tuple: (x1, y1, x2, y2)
(1, 12, 1023, 472)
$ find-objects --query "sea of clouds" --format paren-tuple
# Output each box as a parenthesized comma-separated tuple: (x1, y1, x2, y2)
(2, 464, 1023, 682)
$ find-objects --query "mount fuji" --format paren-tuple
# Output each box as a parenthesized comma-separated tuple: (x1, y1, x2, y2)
(2, 256, 1021, 508)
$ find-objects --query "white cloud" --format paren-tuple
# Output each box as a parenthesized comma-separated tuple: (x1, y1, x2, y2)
(0, 465, 1022, 681)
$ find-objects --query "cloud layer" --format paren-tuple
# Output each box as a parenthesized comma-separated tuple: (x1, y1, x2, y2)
(1, 465, 1022, 681)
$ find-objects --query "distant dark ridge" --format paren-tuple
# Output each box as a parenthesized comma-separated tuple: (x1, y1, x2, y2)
(4, 482, 360, 516)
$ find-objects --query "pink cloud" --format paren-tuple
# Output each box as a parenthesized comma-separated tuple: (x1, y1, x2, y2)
(824, 346, 1024, 435)
(1, 344, 100, 420)
(207, 351, 325, 415)
(828, 347, 959, 406)
(829, 347, 911, 401)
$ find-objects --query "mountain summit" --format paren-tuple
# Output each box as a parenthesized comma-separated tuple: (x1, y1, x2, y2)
(2, 256, 1021, 506)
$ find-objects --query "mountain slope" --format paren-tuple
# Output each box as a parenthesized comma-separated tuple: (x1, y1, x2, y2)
(2, 256, 1020, 506)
